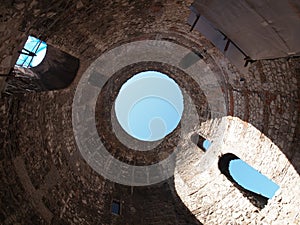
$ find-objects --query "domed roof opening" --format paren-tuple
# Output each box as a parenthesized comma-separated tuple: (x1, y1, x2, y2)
(115, 71, 184, 142)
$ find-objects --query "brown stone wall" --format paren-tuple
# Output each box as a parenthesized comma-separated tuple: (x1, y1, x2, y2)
(0, 0, 299, 225)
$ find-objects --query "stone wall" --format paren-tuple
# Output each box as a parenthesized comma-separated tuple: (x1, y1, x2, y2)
(0, 0, 299, 224)
(174, 57, 300, 224)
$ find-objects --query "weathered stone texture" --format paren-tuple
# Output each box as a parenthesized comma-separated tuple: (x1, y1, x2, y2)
(0, 0, 299, 224)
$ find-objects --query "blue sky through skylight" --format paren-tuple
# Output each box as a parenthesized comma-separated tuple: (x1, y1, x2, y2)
(229, 159, 279, 198)
(115, 71, 183, 141)
(203, 140, 211, 150)
(16, 36, 47, 68)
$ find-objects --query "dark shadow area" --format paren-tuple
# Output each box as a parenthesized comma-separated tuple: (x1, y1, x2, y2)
(109, 179, 203, 225)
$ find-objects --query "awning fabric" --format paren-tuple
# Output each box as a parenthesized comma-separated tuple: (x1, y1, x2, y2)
(190, 0, 300, 60)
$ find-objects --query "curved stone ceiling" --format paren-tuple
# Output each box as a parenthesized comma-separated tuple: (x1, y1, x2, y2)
(0, 0, 299, 224)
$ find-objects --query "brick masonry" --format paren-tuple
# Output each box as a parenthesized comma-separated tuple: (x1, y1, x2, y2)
(0, 0, 299, 224)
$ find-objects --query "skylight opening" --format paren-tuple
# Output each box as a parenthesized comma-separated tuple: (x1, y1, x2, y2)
(229, 159, 279, 199)
(115, 71, 184, 142)
(203, 139, 211, 150)
(191, 133, 211, 151)
(16, 36, 47, 68)
(218, 153, 280, 208)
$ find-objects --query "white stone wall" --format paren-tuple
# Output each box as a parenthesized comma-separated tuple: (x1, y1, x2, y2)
(175, 116, 300, 225)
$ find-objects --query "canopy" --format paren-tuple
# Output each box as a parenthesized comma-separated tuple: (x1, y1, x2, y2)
(190, 0, 300, 60)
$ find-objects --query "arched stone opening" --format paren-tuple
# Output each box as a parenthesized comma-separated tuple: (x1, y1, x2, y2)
(4, 35, 80, 94)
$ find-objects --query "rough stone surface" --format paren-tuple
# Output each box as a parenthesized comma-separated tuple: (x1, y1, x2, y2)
(0, 0, 299, 225)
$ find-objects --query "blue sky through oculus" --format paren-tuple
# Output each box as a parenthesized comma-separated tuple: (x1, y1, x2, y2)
(115, 71, 183, 141)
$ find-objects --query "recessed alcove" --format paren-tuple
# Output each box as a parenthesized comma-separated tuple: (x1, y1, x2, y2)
(190, 133, 212, 151)
(4, 35, 80, 94)
(15, 35, 47, 68)
(218, 152, 279, 208)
